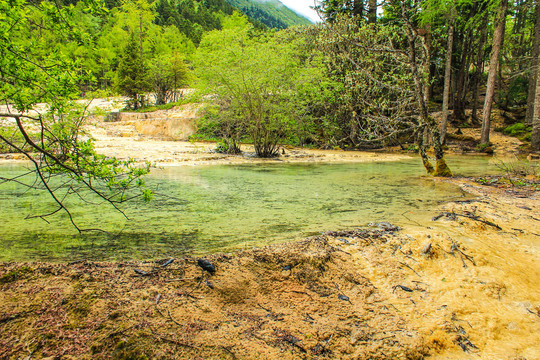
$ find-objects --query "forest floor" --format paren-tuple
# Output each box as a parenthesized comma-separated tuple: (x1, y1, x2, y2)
(0, 104, 539, 359)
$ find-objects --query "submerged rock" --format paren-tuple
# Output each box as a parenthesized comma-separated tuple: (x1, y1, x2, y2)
(368, 222, 399, 231)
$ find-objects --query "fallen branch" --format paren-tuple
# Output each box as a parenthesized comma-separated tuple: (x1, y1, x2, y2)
(450, 242, 476, 267)
(167, 309, 182, 327)
(432, 211, 501, 230)
(398, 261, 421, 277)
(392, 285, 413, 293)
(280, 334, 307, 353)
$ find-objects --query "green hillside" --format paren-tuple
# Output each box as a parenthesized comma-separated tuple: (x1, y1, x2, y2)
(226, 0, 312, 29)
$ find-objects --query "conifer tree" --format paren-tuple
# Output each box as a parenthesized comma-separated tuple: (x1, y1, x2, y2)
(116, 32, 150, 110)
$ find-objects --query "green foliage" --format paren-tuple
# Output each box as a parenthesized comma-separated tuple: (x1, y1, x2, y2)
(503, 122, 532, 141)
(155, 0, 230, 44)
(116, 32, 150, 110)
(148, 54, 191, 105)
(215, 138, 242, 154)
(406, 144, 419, 153)
(0, 126, 38, 154)
(495, 157, 540, 176)
(125, 100, 180, 113)
(476, 143, 493, 153)
(0, 1, 152, 230)
(314, 0, 364, 22)
(499, 75, 529, 108)
(475, 176, 498, 185)
(195, 15, 325, 157)
(312, 17, 420, 148)
(195, 103, 225, 139)
(0, 0, 92, 111)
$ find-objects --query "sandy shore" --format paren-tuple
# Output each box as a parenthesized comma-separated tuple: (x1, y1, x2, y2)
(0, 126, 412, 166)
(88, 134, 411, 167)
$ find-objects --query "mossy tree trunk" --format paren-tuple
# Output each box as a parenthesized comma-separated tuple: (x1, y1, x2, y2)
(402, 4, 452, 177)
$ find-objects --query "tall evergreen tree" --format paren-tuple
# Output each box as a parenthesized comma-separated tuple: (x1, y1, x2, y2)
(116, 32, 150, 110)
(315, 0, 364, 22)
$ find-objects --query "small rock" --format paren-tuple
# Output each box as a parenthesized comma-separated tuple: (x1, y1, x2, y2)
(375, 222, 399, 231)
(507, 322, 519, 330)
(197, 259, 216, 274)
(338, 294, 350, 301)
(422, 243, 432, 255)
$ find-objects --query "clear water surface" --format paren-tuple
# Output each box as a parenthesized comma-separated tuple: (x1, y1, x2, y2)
(0, 156, 498, 261)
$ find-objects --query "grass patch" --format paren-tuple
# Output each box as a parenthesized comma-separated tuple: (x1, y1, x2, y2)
(494, 157, 539, 177)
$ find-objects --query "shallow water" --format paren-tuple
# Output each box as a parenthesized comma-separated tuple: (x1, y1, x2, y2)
(0, 156, 498, 261)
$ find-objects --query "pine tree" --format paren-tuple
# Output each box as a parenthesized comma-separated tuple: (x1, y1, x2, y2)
(116, 32, 149, 110)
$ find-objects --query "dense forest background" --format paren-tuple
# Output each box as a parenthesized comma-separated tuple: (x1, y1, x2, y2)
(1, 0, 539, 190)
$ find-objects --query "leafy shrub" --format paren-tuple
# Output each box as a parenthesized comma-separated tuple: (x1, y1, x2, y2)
(215, 139, 241, 154)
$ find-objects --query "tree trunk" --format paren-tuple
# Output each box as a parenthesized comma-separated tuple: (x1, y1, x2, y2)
(402, 4, 452, 176)
(353, 0, 364, 18)
(454, 29, 472, 121)
(481, 0, 508, 145)
(531, 3, 540, 151)
(440, 20, 454, 144)
(472, 14, 489, 121)
(368, 0, 377, 24)
(533, 45, 540, 150)
(421, 23, 433, 102)
(139, 14, 144, 60)
(512, 0, 527, 69)
(526, 1, 540, 125)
